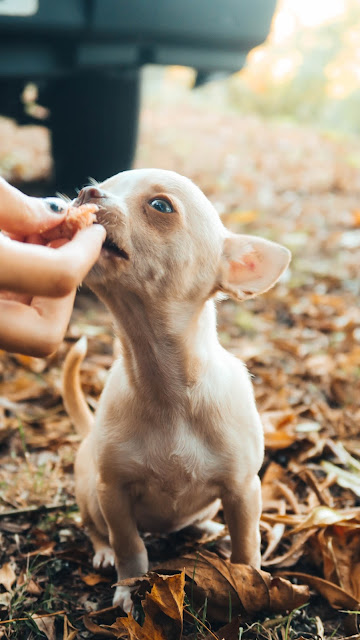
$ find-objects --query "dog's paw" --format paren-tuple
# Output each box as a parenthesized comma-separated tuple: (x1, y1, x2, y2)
(199, 520, 225, 537)
(113, 585, 133, 613)
(93, 547, 115, 570)
(215, 533, 232, 559)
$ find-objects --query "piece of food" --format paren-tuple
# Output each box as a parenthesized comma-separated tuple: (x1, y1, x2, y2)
(40, 203, 99, 243)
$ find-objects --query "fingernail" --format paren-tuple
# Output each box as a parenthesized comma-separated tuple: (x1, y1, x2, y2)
(48, 202, 64, 213)
(44, 197, 66, 213)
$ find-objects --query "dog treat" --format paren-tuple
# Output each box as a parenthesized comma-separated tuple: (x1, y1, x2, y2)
(40, 203, 99, 243)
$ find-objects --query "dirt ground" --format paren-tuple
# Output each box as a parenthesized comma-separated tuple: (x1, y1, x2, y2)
(0, 76, 360, 639)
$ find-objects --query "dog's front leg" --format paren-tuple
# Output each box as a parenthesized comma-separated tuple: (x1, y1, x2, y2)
(97, 478, 148, 611)
(221, 474, 262, 568)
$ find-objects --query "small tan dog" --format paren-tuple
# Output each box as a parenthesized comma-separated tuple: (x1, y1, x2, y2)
(63, 169, 290, 611)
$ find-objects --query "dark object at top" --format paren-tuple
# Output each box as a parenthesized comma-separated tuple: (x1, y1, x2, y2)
(0, 0, 277, 193)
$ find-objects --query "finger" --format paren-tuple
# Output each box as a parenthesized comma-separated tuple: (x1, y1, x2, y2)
(26, 232, 48, 245)
(57, 224, 106, 275)
(47, 238, 69, 249)
(0, 289, 32, 304)
(0, 178, 67, 236)
(26, 197, 68, 234)
(0, 291, 75, 357)
(0, 224, 105, 297)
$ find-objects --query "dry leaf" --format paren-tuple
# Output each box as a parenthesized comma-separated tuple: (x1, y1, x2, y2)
(81, 572, 112, 586)
(321, 461, 360, 497)
(314, 528, 360, 602)
(24, 541, 56, 557)
(0, 563, 16, 592)
(143, 572, 184, 624)
(262, 410, 297, 449)
(264, 431, 298, 450)
(278, 572, 360, 610)
(111, 572, 185, 640)
(83, 615, 118, 638)
(202, 616, 244, 640)
(262, 529, 315, 568)
(0, 592, 11, 608)
(17, 571, 43, 595)
(33, 616, 56, 640)
(291, 506, 360, 533)
(63, 615, 80, 640)
(159, 550, 308, 620)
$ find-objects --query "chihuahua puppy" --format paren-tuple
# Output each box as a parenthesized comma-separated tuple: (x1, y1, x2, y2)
(63, 169, 290, 611)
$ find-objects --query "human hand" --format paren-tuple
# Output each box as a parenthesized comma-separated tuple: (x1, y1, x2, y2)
(0, 176, 68, 238)
(0, 179, 106, 356)
(0, 224, 105, 297)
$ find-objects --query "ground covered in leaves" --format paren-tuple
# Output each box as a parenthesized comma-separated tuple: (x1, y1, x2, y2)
(1, 85, 360, 639)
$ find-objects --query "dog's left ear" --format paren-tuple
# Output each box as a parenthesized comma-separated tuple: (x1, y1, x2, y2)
(217, 233, 291, 301)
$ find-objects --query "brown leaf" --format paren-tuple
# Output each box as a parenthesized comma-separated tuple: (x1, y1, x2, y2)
(0, 563, 16, 592)
(83, 615, 118, 637)
(24, 541, 56, 557)
(262, 410, 298, 450)
(268, 575, 309, 614)
(113, 616, 166, 640)
(202, 616, 244, 640)
(33, 616, 56, 640)
(278, 571, 360, 610)
(315, 528, 360, 602)
(264, 431, 297, 449)
(17, 571, 43, 595)
(111, 572, 185, 640)
(81, 572, 112, 586)
(262, 529, 315, 568)
(63, 615, 79, 640)
(159, 549, 309, 621)
(291, 506, 360, 533)
(144, 572, 184, 623)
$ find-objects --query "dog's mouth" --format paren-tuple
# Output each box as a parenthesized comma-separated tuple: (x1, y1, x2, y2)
(101, 234, 129, 260)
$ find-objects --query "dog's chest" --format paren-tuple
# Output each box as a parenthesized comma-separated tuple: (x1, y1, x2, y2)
(124, 421, 221, 531)
(121, 419, 218, 484)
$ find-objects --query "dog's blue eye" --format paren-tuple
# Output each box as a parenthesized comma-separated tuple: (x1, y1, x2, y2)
(149, 198, 173, 213)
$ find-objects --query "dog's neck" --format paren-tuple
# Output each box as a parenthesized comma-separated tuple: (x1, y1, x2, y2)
(95, 285, 219, 409)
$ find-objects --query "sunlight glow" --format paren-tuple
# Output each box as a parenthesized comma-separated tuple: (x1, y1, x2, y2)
(272, 0, 347, 44)
(244, 0, 356, 97)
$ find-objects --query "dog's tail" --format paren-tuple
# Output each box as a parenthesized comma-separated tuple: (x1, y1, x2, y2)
(62, 336, 94, 437)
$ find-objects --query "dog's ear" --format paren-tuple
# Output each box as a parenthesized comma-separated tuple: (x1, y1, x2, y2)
(217, 233, 291, 301)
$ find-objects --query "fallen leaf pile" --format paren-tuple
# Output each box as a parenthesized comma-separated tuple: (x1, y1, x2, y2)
(0, 79, 360, 638)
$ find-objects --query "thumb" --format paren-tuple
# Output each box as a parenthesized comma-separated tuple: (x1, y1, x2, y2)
(33, 197, 68, 232)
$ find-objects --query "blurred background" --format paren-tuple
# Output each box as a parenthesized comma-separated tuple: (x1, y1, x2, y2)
(2, 0, 360, 185)
(145, 0, 360, 134)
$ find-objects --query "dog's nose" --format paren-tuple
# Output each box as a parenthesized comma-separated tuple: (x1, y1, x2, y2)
(77, 186, 105, 205)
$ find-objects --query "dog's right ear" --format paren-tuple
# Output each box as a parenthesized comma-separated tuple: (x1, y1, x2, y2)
(217, 233, 291, 301)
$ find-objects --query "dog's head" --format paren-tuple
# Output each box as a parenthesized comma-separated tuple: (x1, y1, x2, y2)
(75, 168, 290, 304)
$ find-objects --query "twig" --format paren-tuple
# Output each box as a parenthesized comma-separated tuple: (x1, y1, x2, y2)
(88, 605, 121, 618)
(0, 610, 65, 625)
(0, 502, 76, 519)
